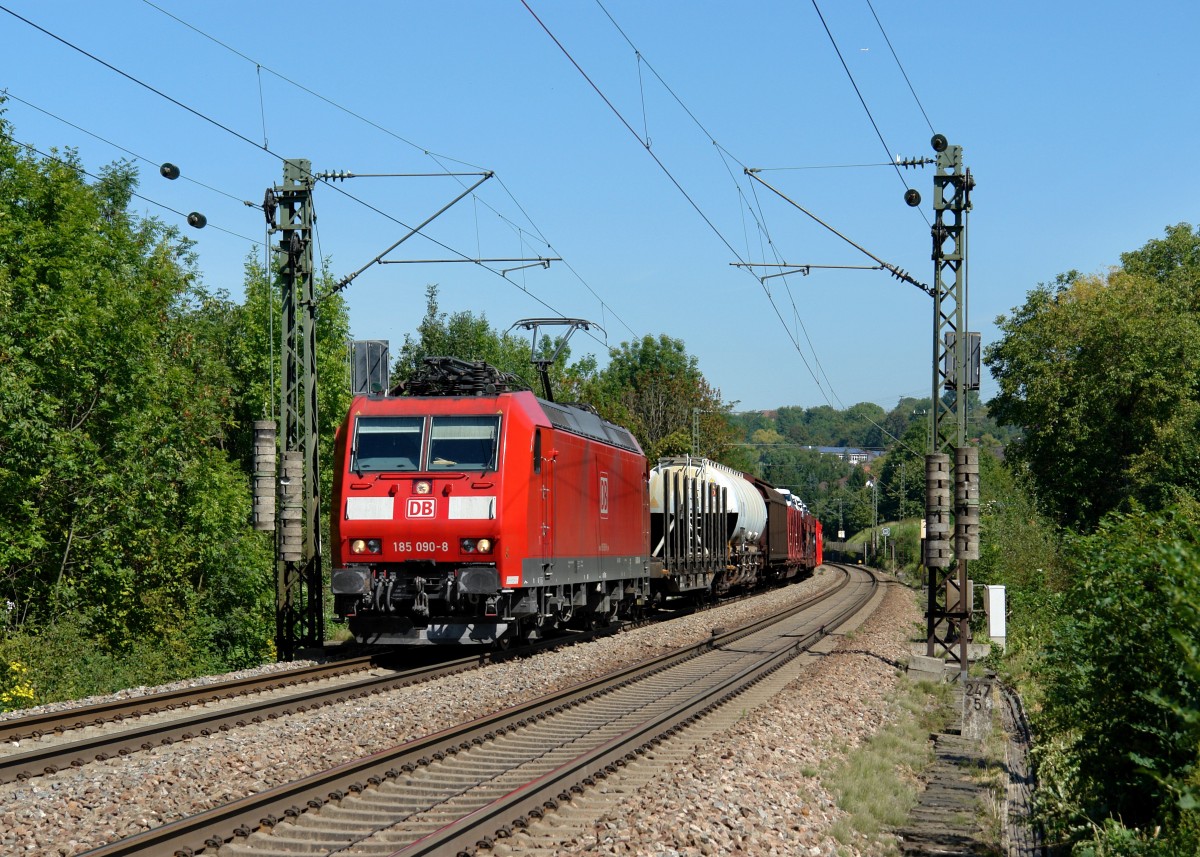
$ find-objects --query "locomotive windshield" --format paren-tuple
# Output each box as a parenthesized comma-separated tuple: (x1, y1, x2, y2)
(352, 416, 423, 472)
(350, 414, 501, 473)
(428, 415, 500, 471)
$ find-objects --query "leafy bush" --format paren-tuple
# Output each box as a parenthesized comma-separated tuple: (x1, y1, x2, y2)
(1071, 814, 1200, 857)
(2, 615, 197, 704)
(1035, 506, 1200, 843)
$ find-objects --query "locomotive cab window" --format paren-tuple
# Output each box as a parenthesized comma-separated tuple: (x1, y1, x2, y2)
(428, 416, 500, 471)
(352, 416, 423, 472)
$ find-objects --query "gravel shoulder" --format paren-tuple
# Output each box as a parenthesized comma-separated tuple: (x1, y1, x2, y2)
(549, 574, 922, 856)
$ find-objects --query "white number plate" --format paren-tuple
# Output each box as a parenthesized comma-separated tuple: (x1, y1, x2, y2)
(393, 541, 450, 553)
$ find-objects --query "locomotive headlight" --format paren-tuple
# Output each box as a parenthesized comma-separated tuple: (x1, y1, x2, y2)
(414, 480, 432, 495)
(350, 539, 382, 555)
(459, 538, 494, 554)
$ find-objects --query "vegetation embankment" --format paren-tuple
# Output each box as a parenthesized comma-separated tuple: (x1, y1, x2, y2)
(0, 116, 353, 700)
(827, 226, 1200, 856)
(969, 224, 1200, 854)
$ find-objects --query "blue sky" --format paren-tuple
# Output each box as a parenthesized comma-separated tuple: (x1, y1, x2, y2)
(3, 1, 1197, 413)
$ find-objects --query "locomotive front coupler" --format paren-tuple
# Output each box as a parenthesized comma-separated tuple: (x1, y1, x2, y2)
(412, 582, 430, 618)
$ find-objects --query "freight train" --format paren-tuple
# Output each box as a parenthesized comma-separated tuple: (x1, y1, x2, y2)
(329, 357, 822, 645)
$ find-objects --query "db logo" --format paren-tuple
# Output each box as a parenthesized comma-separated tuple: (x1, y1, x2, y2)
(406, 498, 436, 518)
(599, 472, 610, 519)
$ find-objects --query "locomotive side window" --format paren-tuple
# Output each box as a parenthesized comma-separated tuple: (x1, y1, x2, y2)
(352, 417, 423, 472)
(533, 429, 542, 474)
(428, 416, 500, 471)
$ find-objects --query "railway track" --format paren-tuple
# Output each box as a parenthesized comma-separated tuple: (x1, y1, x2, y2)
(0, 577, 774, 785)
(76, 564, 876, 857)
(0, 653, 458, 785)
(0, 626, 635, 785)
(506, 562, 885, 854)
(0, 652, 384, 746)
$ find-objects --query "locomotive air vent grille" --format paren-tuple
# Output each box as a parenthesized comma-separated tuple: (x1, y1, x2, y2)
(540, 402, 641, 454)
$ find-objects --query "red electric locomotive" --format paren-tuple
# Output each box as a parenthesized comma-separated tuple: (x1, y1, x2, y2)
(330, 358, 651, 645)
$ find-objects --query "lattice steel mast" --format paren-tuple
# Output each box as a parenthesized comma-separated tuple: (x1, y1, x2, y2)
(269, 159, 323, 660)
(924, 134, 978, 675)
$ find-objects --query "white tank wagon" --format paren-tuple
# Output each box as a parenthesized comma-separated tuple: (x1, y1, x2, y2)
(649, 457, 768, 597)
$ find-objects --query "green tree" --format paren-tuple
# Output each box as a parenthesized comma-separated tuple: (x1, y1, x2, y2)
(972, 450, 1066, 596)
(392, 284, 536, 389)
(771, 401, 892, 449)
(750, 427, 785, 445)
(986, 224, 1200, 530)
(1120, 221, 1200, 286)
(772, 405, 808, 444)
(843, 402, 888, 448)
(386, 294, 744, 467)
(585, 333, 738, 463)
(776, 404, 835, 446)
(731, 410, 777, 439)
(873, 421, 928, 522)
(757, 445, 852, 502)
(227, 255, 351, 509)
(881, 396, 928, 446)
(0, 120, 272, 669)
(814, 483, 873, 537)
(967, 448, 1065, 692)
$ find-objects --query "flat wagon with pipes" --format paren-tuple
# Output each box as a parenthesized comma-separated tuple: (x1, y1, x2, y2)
(649, 457, 822, 603)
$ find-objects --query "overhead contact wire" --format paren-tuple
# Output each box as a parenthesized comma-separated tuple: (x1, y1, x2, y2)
(4, 133, 259, 244)
(809, 0, 918, 200)
(520, 0, 745, 266)
(526, 0, 833, 393)
(139, 0, 635, 344)
(0, 8, 482, 270)
(0, 4, 272, 154)
(2, 89, 264, 214)
(866, 0, 935, 134)
(256, 64, 269, 149)
(594, 1, 889, 410)
(3, 4, 614, 341)
(137, 0, 480, 171)
(596, 0, 726, 147)
(591, 1, 847, 404)
(589, 6, 910, 445)
(745, 178, 830, 403)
